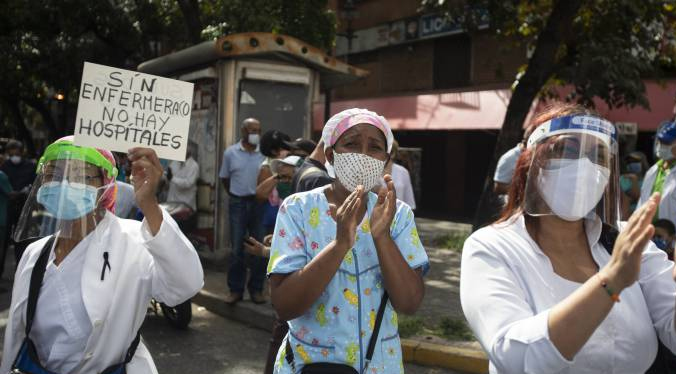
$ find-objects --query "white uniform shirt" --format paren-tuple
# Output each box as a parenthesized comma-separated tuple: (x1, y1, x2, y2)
(1, 209, 204, 374)
(461, 214, 676, 374)
(167, 158, 199, 211)
(493, 145, 522, 184)
(391, 163, 416, 209)
(32, 234, 92, 373)
(638, 162, 676, 223)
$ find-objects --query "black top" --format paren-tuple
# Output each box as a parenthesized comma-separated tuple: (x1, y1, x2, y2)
(291, 158, 333, 193)
(1, 159, 36, 191)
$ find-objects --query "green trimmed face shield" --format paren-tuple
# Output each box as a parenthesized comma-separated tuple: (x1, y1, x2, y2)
(37, 140, 118, 180)
(14, 138, 119, 242)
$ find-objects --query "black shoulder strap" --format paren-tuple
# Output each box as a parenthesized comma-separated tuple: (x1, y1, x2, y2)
(284, 292, 389, 371)
(365, 292, 388, 361)
(25, 236, 55, 335)
(599, 223, 619, 255)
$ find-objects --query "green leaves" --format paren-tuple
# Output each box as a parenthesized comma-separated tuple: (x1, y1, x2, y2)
(424, 0, 676, 110)
(2, 0, 337, 143)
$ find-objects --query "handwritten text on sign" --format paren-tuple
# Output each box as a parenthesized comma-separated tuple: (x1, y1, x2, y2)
(74, 62, 194, 161)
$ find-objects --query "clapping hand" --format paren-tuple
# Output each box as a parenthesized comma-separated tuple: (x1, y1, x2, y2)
(371, 174, 397, 240)
(330, 185, 365, 250)
(603, 193, 660, 292)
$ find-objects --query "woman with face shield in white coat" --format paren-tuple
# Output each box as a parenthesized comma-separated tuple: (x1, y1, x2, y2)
(460, 103, 676, 374)
(0, 136, 204, 374)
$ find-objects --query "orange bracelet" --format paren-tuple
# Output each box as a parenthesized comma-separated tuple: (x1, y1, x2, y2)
(599, 276, 620, 303)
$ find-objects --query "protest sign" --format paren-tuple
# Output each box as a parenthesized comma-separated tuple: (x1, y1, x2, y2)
(74, 62, 194, 161)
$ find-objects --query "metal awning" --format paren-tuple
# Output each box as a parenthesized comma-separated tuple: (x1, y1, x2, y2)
(137, 32, 368, 89)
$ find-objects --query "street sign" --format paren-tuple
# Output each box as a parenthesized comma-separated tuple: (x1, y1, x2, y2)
(74, 62, 194, 161)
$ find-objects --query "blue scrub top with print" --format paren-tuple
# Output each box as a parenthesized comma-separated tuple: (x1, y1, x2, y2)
(267, 186, 430, 374)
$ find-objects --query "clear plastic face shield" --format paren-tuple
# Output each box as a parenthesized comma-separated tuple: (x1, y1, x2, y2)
(524, 115, 620, 227)
(13, 142, 118, 243)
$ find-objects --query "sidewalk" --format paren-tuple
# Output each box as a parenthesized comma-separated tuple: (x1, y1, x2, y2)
(192, 217, 489, 374)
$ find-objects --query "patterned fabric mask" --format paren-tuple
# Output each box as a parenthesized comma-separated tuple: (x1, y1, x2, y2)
(333, 152, 385, 192)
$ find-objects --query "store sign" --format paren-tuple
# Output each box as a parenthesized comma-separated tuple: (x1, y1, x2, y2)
(335, 10, 489, 56)
(420, 14, 462, 38)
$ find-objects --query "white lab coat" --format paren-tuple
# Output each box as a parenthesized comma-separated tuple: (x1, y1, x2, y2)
(638, 162, 676, 222)
(0, 208, 204, 374)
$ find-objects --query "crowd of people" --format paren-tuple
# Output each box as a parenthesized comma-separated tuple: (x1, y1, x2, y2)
(6, 100, 676, 373)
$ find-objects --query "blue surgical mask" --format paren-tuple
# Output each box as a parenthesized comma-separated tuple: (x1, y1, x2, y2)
(37, 181, 99, 220)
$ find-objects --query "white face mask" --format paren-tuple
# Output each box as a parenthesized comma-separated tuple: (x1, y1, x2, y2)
(333, 152, 386, 192)
(656, 142, 674, 161)
(10, 155, 21, 165)
(247, 134, 260, 146)
(537, 158, 610, 221)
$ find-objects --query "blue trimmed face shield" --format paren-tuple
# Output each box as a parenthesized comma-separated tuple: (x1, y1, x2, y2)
(523, 115, 621, 227)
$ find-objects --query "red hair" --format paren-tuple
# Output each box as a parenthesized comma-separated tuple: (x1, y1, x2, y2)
(496, 102, 597, 224)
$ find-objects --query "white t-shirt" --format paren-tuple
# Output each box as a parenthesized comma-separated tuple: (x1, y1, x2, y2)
(391, 163, 416, 209)
(167, 158, 199, 211)
(493, 145, 522, 184)
(461, 214, 676, 374)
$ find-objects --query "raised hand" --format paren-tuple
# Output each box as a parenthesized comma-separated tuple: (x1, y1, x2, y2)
(603, 192, 660, 291)
(371, 174, 397, 240)
(128, 147, 163, 213)
(330, 185, 365, 250)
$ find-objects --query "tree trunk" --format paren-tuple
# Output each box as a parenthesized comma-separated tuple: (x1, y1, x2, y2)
(472, 0, 584, 230)
(4, 98, 36, 157)
(176, 0, 203, 44)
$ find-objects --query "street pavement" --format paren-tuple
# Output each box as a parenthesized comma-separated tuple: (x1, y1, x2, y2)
(142, 304, 466, 374)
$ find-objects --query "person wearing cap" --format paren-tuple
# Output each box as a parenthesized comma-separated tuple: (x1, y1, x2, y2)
(493, 126, 535, 198)
(257, 155, 302, 233)
(286, 138, 318, 158)
(0, 137, 203, 374)
(291, 140, 333, 194)
(267, 108, 429, 373)
(461, 103, 676, 374)
(219, 118, 266, 305)
(639, 121, 676, 223)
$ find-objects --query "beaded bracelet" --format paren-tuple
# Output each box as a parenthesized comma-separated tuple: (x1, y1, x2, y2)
(599, 276, 620, 303)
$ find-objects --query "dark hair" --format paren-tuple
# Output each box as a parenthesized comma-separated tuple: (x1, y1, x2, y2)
(260, 130, 291, 158)
(5, 140, 23, 152)
(497, 102, 599, 223)
(290, 138, 317, 155)
(655, 219, 676, 236)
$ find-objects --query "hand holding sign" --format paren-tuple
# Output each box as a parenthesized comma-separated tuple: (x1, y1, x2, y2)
(128, 147, 165, 235)
(74, 62, 194, 161)
(128, 148, 162, 209)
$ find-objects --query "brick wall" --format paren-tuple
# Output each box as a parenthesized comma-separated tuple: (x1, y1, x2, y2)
(471, 33, 527, 85)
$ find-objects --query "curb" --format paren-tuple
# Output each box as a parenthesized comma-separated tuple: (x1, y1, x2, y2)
(192, 287, 489, 373)
(401, 339, 488, 374)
